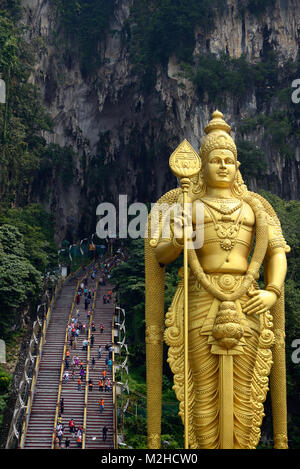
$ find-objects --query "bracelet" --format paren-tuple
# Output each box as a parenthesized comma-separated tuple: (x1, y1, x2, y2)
(172, 237, 184, 249)
(266, 283, 281, 298)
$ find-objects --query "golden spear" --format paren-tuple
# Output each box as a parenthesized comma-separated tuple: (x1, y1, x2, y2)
(169, 139, 201, 449)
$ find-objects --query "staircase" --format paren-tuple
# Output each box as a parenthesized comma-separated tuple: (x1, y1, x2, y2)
(23, 280, 77, 449)
(22, 265, 116, 449)
(85, 285, 114, 449)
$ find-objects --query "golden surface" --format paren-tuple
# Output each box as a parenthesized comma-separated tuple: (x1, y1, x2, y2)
(145, 110, 289, 449)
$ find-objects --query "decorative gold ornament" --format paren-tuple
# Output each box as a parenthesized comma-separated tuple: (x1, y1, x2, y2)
(204, 202, 244, 251)
(148, 433, 161, 448)
(212, 301, 244, 350)
(200, 110, 237, 163)
(169, 138, 201, 180)
(145, 325, 164, 345)
(145, 110, 289, 449)
(202, 198, 242, 215)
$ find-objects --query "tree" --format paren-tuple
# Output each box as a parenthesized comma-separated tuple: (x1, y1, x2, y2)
(0, 203, 57, 273)
(0, 224, 42, 337)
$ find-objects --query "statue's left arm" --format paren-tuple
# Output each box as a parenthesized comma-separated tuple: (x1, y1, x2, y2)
(244, 219, 287, 314)
(264, 217, 288, 296)
(243, 207, 289, 448)
(266, 218, 289, 449)
(263, 214, 289, 449)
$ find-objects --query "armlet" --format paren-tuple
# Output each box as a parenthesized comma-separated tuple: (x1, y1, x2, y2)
(267, 214, 286, 250)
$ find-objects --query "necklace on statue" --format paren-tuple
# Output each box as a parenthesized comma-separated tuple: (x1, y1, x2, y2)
(201, 198, 242, 215)
(204, 202, 244, 251)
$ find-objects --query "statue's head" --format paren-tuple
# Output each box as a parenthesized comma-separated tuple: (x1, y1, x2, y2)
(191, 110, 247, 198)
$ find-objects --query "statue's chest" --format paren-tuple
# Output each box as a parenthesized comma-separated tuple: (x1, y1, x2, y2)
(193, 201, 255, 251)
(198, 201, 255, 228)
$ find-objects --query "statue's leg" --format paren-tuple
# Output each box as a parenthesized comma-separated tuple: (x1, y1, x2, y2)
(233, 330, 259, 448)
(188, 329, 220, 449)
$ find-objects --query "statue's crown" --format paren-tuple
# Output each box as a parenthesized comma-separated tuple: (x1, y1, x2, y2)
(200, 110, 237, 161)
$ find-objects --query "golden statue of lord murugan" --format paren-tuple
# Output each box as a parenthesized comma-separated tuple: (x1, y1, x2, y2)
(145, 110, 290, 449)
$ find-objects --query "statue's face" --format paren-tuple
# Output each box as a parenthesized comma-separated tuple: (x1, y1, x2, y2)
(204, 149, 237, 188)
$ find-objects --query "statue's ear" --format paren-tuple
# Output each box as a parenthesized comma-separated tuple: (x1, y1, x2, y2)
(237, 160, 241, 168)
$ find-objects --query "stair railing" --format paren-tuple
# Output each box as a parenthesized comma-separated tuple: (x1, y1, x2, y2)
(17, 272, 70, 449)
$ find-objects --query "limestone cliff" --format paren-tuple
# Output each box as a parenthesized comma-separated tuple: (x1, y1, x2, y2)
(20, 0, 300, 242)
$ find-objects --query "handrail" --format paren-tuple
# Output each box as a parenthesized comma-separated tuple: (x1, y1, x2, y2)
(18, 275, 64, 448)
(82, 278, 99, 449)
(112, 302, 117, 449)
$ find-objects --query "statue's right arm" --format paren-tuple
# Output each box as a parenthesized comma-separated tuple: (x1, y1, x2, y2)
(155, 236, 183, 266)
(154, 211, 184, 265)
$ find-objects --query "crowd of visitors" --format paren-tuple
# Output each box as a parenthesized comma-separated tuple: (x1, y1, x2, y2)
(54, 259, 116, 449)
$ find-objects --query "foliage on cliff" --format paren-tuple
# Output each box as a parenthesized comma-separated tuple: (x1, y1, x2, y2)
(125, 1, 299, 172)
(127, 0, 225, 91)
(50, 0, 299, 189)
(53, 0, 115, 76)
(237, 0, 276, 15)
(0, 8, 76, 205)
(180, 48, 299, 168)
(0, 8, 61, 338)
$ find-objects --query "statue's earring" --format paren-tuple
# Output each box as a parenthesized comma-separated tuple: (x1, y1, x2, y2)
(232, 169, 247, 198)
(191, 169, 206, 196)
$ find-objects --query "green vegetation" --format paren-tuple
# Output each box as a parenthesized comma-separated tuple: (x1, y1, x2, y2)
(110, 237, 182, 349)
(0, 8, 77, 204)
(0, 365, 11, 426)
(221, 53, 299, 166)
(236, 139, 267, 180)
(127, 0, 225, 91)
(0, 7, 73, 433)
(53, 0, 115, 77)
(0, 329, 27, 426)
(124, 1, 299, 172)
(0, 203, 57, 273)
(182, 50, 279, 103)
(237, 108, 299, 164)
(126, 0, 284, 94)
(38, 143, 75, 190)
(0, 204, 57, 428)
(111, 237, 184, 448)
(237, 0, 276, 16)
(0, 8, 71, 340)
(52, 0, 277, 87)
(0, 224, 42, 338)
(110, 238, 146, 346)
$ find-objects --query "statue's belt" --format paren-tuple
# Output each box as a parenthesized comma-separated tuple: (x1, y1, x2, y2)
(183, 272, 260, 353)
(187, 271, 257, 294)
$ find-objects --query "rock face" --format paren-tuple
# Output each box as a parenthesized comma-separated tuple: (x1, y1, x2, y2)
(21, 0, 300, 243)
